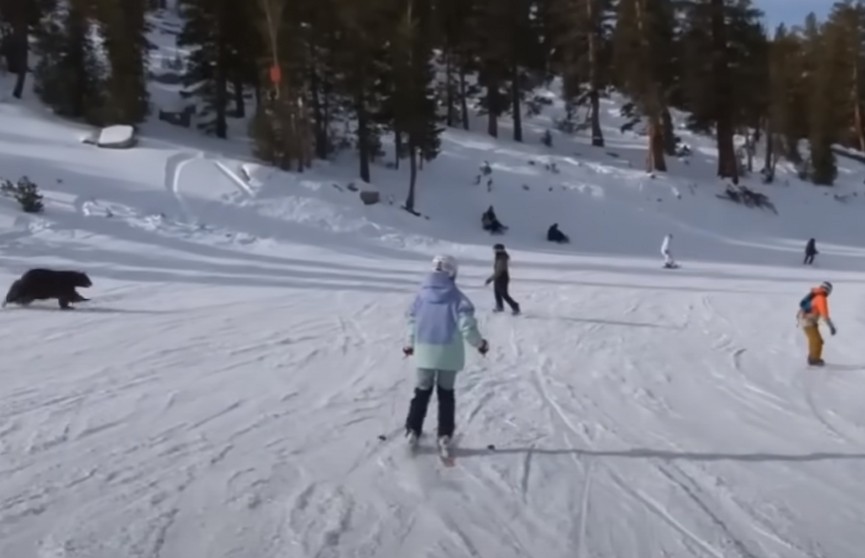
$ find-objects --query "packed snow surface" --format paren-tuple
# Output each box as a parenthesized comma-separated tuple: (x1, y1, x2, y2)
(4, 25, 865, 557)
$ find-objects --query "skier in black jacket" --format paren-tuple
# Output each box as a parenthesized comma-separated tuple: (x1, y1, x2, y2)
(485, 243, 520, 314)
(804, 238, 817, 265)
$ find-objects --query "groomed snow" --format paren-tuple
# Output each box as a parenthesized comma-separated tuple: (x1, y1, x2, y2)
(3, 20, 865, 556)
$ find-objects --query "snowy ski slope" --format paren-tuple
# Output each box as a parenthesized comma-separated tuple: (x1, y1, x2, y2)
(3, 16, 865, 556)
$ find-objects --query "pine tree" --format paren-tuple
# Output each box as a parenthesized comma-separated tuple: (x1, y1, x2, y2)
(299, 0, 340, 159)
(806, 12, 846, 184)
(249, 0, 313, 172)
(764, 25, 805, 181)
(178, 0, 252, 137)
(434, 0, 480, 130)
(95, 0, 150, 124)
(471, 0, 511, 138)
(330, 0, 393, 181)
(470, 0, 545, 141)
(390, 0, 442, 211)
(613, 0, 675, 171)
(32, 0, 105, 122)
(0, 0, 55, 98)
(552, 0, 615, 147)
(823, 1, 865, 151)
(680, 0, 765, 181)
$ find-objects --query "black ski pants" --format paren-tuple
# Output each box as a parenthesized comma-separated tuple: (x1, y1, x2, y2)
(494, 275, 519, 312)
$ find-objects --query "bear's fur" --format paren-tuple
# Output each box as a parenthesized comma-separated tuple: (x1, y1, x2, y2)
(2, 269, 92, 310)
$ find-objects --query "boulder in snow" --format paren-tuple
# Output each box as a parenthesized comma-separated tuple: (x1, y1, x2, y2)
(93, 125, 138, 149)
(359, 189, 380, 206)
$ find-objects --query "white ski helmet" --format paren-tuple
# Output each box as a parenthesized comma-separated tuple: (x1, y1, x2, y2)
(432, 254, 458, 278)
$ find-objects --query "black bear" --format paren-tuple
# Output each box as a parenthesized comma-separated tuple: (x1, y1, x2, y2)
(3, 269, 92, 310)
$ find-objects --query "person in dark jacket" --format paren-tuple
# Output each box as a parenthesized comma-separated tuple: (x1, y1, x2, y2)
(804, 238, 817, 265)
(485, 243, 520, 314)
(547, 223, 569, 243)
(481, 206, 507, 234)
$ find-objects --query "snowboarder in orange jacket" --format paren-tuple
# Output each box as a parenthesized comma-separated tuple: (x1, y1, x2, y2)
(797, 281, 836, 366)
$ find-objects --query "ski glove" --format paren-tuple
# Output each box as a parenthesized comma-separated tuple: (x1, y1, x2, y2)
(403, 346, 414, 357)
(829, 323, 837, 336)
(477, 339, 489, 356)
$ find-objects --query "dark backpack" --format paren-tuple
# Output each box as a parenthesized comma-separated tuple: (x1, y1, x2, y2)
(800, 291, 815, 313)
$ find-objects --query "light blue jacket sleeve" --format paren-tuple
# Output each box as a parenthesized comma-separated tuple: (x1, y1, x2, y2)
(456, 294, 483, 348)
(406, 295, 420, 347)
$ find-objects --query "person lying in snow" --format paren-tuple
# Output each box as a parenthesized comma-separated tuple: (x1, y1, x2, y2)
(547, 223, 569, 243)
(403, 255, 489, 450)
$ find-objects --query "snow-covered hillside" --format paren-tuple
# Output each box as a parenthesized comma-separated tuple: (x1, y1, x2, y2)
(3, 13, 865, 557)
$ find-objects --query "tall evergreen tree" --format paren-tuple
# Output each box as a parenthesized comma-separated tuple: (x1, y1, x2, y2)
(552, 0, 615, 147)
(177, 0, 254, 137)
(32, 0, 104, 122)
(0, 0, 55, 98)
(94, 0, 150, 124)
(390, 0, 442, 211)
(613, 0, 675, 171)
(805, 12, 845, 184)
(330, 0, 392, 181)
(471, 0, 545, 141)
(250, 0, 313, 172)
(680, 0, 764, 181)
(766, 25, 807, 176)
(433, 0, 479, 130)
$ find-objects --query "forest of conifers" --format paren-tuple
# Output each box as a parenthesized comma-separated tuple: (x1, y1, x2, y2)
(0, 0, 860, 194)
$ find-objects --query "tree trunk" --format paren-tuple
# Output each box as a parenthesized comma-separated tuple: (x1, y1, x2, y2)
(587, 0, 603, 147)
(763, 118, 776, 183)
(853, 59, 865, 151)
(511, 61, 522, 142)
(445, 48, 455, 127)
(634, 0, 665, 171)
(394, 129, 402, 169)
(309, 52, 328, 159)
(662, 107, 676, 155)
(710, 0, 737, 180)
(215, 35, 228, 138)
(486, 74, 499, 137)
(646, 116, 667, 172)
(405, 144, 417, 211)
(356, 90, 371, 182)
(233, 75, 245, 118)
(459, 65, 469, 130)
(11, 21, 27, 100)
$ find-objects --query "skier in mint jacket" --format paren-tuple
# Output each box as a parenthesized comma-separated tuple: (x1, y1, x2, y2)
(403, 255, 489, 446)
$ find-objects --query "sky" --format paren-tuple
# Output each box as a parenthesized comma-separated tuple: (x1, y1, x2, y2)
(757, 0, 832, 29)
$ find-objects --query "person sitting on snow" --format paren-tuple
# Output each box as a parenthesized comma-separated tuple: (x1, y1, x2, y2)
(403, 255, 489, 450)
(797, 281, 836, 367)
(481, 205, 507, 234)
(547, 223, 569, 244)
(661, 233, 677, 268)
